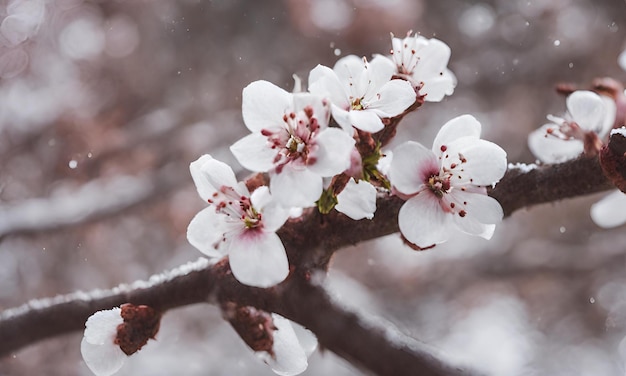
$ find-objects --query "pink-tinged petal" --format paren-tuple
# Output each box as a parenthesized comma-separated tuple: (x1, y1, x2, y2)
(242, 80, 292, 133)
(432, 115, 481, 154)
(228, 231, 289, 288)
(368, 54, 396, 90)
(330, 104, 354, 134)
(250, 186, 289, 232)
(230, 133, 277, 173)
(452, 213, 495, 239)
(454, 190, 503, 224)
(447, 138, 507, 185)
(335, 179, 377, 220)
(413, 38, 452, 78)
(308, 128, 355, 176)
(257, 315, 308, 376)
(398, 192, 450, 248)
(527, 125, 583, 163)
(81, 309, 126, 376)
(308, 65, 350, 109)
(389, 141, 437, 195)
(422, 68, 456, 102)
(348, 109, 384, 133)
(566, 90, 605, 132)
(293, 93, 330, 129)
(591, 190, 626, 228)
(187, 207, 225, 258)
(190, 155, 242, 201)
(270, 167, 322, 208)
(368, 79, 416, 117)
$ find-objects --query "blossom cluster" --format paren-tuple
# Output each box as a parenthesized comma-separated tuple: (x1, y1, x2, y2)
(81, 32, 513, 376)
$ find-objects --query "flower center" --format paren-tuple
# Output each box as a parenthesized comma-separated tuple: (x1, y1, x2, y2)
(427, 174, 451, 198)
(351, 97, 364, 111)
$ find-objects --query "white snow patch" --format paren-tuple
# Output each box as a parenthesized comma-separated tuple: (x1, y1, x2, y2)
(507, 162, 538, 173)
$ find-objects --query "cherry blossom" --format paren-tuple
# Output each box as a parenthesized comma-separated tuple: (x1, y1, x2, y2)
(187, 154, 291, 287)
(257, 314, 318, 376)
(389, 31, 457, 102)
(308, 54, 416, 134)
(528, 90, 616, 163)
(590, 190, 626, 229)
(388, 115, 507, 249)
(230, 80, 355, 208)
(81, 308, 126, 376)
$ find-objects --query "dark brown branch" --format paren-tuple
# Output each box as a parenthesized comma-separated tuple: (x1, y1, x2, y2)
(0, 259, 473, 376)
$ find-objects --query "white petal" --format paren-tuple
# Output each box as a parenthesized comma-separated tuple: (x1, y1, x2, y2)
(257, 315, 308, 376)
(308, 65, 350, 110)
(566, 90, 605, 132)
(368, 79, 416, 117)
(413, 38, 452, 79)
(228, 231, 289, 288)
(335, 179, 377, 220)
(389, 141, 437, 195)
(190, 155, 244, 201)
(270, 167, 322, 208)
(81, 338, 126, 376)
(452, 214, 496, 239)
(230, 133, 277, 173)
(422, 68, 456, 102)
(348, 109, 384, 133)
(599, 95, 617, 138)
(333, 55, 366, 88)
(432, 115, 481, 154)
(242, 80, 293, 133)
(84, 308, 123, 344)
(81, 309, 126, 376)
(187, 207, 226, 258)
(591, 190, 626, 228)
(250, 186, 289, 232)
(447, 138, 507, 185)
(368, 54, 396, 90)
(527, 125, 583, 163)
(308, 128, 355, 176)
(290, 321, 318, 357)
(330, 104, 355, 134)
(462, 192, 504, 224)
(398, 192, 450, 248)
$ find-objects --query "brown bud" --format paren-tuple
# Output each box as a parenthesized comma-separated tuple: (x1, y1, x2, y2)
(115, 303, 161, 356)
(223, 303, 276, 357)
(599, 131, 626, 193)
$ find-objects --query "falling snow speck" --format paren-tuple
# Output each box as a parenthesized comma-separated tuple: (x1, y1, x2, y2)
(333, 48, 341, 56)
(553, 40, 561, 47)
(559, 226, 566, 233)
(69, 160, 78, 169)
(590, 297, 595, 304)
(568, 63, 574, 68)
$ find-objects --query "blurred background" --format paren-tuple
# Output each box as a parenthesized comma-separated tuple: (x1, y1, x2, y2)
(1, 0, 626, 374)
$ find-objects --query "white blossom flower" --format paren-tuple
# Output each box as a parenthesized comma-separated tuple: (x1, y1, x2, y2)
(389, 32, 457, 102)
(187, 154, 291, 287)
(81, 308, 126, 376)
(308, 54, 416, 134)
(230, 80, 355, 208)
(528, 90, 616, 163)
(335, 178, 377, 220)
(389, 115, 507, 249)
(257, 314, 318, 376)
